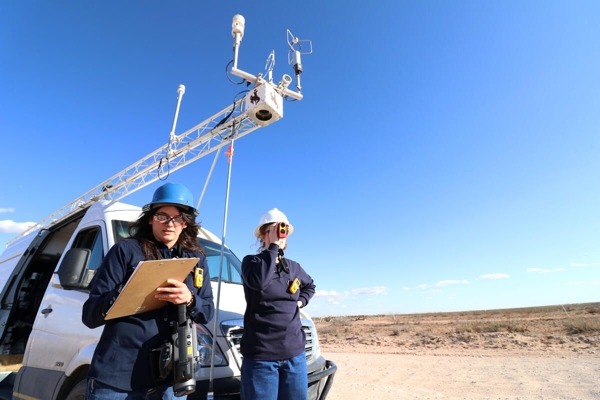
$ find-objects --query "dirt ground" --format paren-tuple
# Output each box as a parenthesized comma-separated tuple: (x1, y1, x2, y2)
(314, 302, 600, 399)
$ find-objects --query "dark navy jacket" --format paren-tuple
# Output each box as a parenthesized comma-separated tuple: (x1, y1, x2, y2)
(82, 238, 214, 391)
(240, 243, 316, 361)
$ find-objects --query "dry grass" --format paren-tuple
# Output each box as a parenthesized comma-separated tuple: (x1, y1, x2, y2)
(315, 302, 600, 355)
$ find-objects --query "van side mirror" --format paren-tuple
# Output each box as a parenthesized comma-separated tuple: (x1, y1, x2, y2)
(57, 248, 95, 290)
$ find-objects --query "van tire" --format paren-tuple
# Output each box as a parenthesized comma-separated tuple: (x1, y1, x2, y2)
(65, 379, 87, 400)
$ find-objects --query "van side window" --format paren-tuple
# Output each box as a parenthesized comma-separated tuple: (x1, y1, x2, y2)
(71, 228, 104, 271)
(113, 220, 131, 243)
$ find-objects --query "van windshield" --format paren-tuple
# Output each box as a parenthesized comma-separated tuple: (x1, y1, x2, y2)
(198, 238, 243, 285)
(112, 220, 243, 285)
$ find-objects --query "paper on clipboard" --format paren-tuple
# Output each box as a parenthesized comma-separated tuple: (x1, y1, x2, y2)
(104, 257, 199, 320)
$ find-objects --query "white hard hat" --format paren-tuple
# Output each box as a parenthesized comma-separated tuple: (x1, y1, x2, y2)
(253, 208, 294, 238)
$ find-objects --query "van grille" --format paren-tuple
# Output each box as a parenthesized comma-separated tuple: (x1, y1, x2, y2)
(223, 319, 315, 368)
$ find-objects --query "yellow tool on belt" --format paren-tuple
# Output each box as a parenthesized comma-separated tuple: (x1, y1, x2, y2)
(194, 266, 203, 288)
(288, 277, 300, 294)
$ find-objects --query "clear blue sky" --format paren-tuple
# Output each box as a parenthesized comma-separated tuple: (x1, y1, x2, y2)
(1, 1, 599, 317)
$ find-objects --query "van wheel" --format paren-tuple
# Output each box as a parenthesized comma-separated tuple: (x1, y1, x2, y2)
(65, 380, 87, 400)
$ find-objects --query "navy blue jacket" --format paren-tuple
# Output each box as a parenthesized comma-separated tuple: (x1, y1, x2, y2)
(82, 238, 214, 391)
(240, 243, 315, 360)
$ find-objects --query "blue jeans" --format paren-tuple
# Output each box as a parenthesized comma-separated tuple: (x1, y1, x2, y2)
(86, 378, 185, 400)
(241, 352, 308, 400)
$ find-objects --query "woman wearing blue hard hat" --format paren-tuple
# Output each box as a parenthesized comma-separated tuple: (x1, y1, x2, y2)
(82, 182, 214, 400)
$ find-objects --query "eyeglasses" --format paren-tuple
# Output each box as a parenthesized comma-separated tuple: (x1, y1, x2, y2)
(153, 213, 185, 225)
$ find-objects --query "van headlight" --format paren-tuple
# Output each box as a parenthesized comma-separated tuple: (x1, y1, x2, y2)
(196, 323, 227, 367)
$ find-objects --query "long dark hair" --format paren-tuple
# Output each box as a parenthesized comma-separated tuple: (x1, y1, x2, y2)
(129, 206, 202, 259)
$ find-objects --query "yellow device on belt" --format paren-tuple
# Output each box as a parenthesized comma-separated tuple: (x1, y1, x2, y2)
(194, 266, 203, 288)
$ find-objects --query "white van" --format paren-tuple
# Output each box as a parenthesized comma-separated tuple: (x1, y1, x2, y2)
(0, 201, 335, 400)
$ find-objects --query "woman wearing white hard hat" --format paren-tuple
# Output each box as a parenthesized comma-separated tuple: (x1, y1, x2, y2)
(240, 208, 316, 400)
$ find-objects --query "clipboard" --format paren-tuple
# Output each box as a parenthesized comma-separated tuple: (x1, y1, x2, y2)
(104, 257, 200, 320)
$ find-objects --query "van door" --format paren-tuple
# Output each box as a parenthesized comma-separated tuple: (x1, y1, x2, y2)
(16, 226, 105, 397)
(0, 230, 50, 357)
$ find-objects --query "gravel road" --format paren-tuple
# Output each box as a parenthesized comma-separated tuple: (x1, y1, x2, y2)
(324, 351, 600, 399)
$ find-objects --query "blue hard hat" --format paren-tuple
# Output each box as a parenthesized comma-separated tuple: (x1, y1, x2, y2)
(143, 183, 198, 216)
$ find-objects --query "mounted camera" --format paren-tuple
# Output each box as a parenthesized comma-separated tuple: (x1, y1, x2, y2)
(244, 83, 283, 127)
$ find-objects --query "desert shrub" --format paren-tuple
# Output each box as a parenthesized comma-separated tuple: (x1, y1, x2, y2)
(454, 320, 528, 334)
(453, 333, 475, 343)
(564, 318, 600, 334)
(393, 324, 413, 334)
(454, 324, 473, 334)
(316, 324, 338, 337)
(479, 323, 501, 333)
(315, 316, 356, 337)
(328, 316, 352, 327)
(454, 323, 497, 333)
(585, 305, 600, 315)
(505, 320, 528, 333)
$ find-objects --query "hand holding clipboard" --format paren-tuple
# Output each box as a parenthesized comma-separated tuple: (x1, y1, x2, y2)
(104, 258, 199, 320)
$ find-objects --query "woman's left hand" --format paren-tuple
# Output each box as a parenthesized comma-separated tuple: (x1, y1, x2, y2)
(155, 278, 193, 305)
